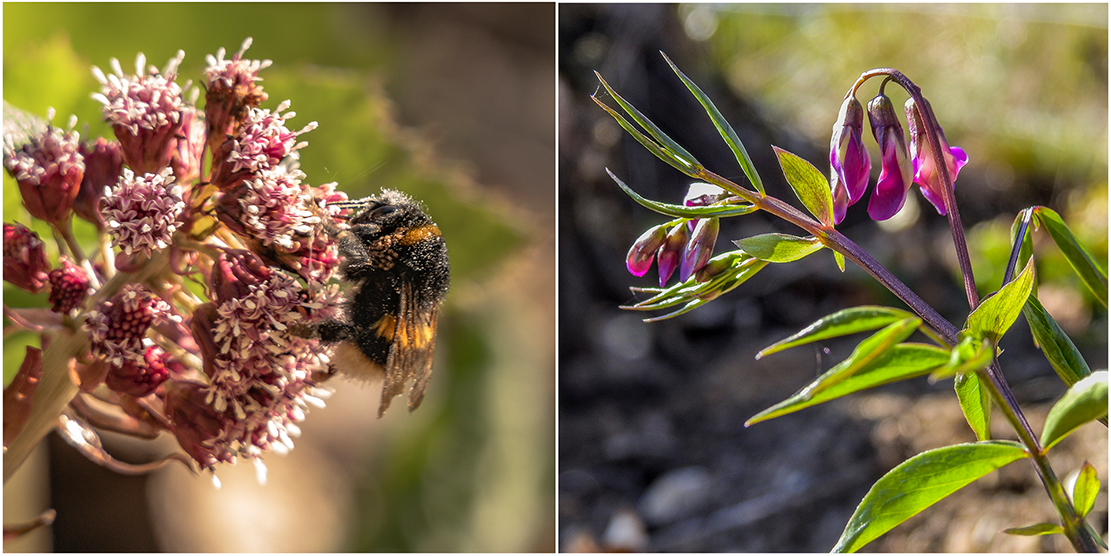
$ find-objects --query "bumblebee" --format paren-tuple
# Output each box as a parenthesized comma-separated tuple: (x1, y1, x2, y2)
(311, 189, 450, 417)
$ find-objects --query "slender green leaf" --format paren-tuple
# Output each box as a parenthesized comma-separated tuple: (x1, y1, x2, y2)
(954, 369, 993, 441)
(834, 251, 846, 272)
(772, 146, 834, 227)
(1003, 523, 1064, 536)
(1034, 206, 1108, 307)
(832, 441, 1029, 552)
(608, 170, 757, 219)
(592, 94, 699, 177)
(757, 306, 916, 359)
(965, 259, 1034, 343)
(746, 342, 946, 426)
(1024, 296, 1091, 388)
(1072, 461, 1099, 517)
(734, 233, 823, 263)
(661, 52, 764, 195)
(1008, 208, 1036, 280)
(1041, 371, 1108, 452)
(594, 71, 702, 171)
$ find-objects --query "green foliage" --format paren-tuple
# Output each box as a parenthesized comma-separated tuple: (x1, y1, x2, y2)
(1040, 371, 1108, 452)
(953, 370, 993, 441)
(771, 146, 834, 227)
(963, 259, 1034, 344)
(833, 441, 1029, 552)
(1024, 296, 1092, 388)
(1034, 206, 1108, 308)
(623, 253, 768, 321)
(756, 306, 919, 359)
(1072, 461, 1100, 518)
(733, 233, 822, 263)
(1003, 522, 1065, 537)
(661, 52, 764, 195)
(609, 171, 756, 219)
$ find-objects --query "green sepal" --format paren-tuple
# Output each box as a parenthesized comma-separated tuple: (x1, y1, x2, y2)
(832, 441, 1029, 552)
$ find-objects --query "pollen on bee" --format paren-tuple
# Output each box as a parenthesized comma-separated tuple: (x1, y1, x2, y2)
(399, 224, 441, 246)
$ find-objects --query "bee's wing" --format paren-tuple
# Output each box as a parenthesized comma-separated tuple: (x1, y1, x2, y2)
(378, 281, 439, 417)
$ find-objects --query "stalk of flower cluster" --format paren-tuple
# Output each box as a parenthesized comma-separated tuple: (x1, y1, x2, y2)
(3, 251, 170, 482)
(849, 69, 1098, 552)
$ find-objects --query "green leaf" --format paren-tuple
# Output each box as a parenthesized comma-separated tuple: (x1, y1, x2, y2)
(594, 71, 702, 175)
(591, 94, 700, 178)
(747, 342, 946, 426)
(661, 52, 764, 195)
(834, 251, 846, 272)
(1033, 206, 1108, 307)
(1072, 461, 1099, 517)
(757, 306, 917, 359)
(832, 441, 1029, 552)
(1040, 370, 1108, 452)
(1023, 296, 1091, 388)
(930, 335, 993, 380)
(772, 146, 835, 227)
(734, 233, 823, 263)
(608, 170, 757, 219)
(622, 254, 768, 322)
(954, 369, 993, 441)
(965, 258, 1035, 343)
(1003, 523, 1064, 537)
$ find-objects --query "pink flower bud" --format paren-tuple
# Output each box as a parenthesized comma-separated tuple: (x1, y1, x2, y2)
(47, 257, 90, 314)
(3, 223, 50, 293)
(829, 96, 871, 224)
(866, 94, 914, 221)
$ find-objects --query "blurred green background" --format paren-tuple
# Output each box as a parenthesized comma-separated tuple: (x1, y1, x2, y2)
(4, 3, 553, 552)
(559, 4, 1105, 552)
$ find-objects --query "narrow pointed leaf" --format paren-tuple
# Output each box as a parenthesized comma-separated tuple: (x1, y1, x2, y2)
(1024, 296, 1091, 388)
(834, 251, 846, 272)
(954, 370, 992, 441)
(1003, 523, 1064, 536)
(592, 94, 699, 177)
(965, 259, 1034, 343)
(734, 233, 823, 263)
(1072, 461, 1099, 517)
(1034, 206, 1108, 307)
(747, 342, 946, 426)
(1007, 207, 1036, 282)
(609, 170, 756, 218)
(1040, 370, 1108, 452)
(594, 71, 702, 171)
(757, 306, 916, 359)
(772, 146, 834, 227)
(832, 441, 1029, 552)
(661, 52, 764, 195)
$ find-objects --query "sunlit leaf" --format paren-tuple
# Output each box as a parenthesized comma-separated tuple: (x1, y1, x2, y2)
(1024, 296, 1091, 388)
(1003, 523, 1064, 537)
(1071, 461, 1099, 517)
(954, 368, 992, 441)
(734, 233, 823, 263)
(747, 342, 946, 426)
(609, 170, 756, 219)
(772, 146, 834, 227)
(661, 52, 764, 195)
(965, 259, 1034, 343)
(833, 441, 1029, 552)
(757, 306, 917, 359)
(594, 71, 701, 174)
(1034, 206, 1108, 307)
(1040, 371, 1108, 452)
(592, 94, 700, 178)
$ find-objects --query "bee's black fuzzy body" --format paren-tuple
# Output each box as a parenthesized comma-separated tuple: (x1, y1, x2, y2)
(314, 189, 449, 416)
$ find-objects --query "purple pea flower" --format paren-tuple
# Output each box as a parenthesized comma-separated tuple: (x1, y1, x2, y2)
(905, 97, 968, 216)
(865, 94, 914, 221)
(829, 96, 871, 224)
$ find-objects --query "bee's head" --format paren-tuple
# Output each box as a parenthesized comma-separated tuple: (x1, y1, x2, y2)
(343, 189, 432, 230)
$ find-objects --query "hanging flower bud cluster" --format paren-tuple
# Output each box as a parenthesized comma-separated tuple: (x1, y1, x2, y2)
(2, 38, 347, 476)
(829, 83, 968, 224)
(626, 183, 724, 285)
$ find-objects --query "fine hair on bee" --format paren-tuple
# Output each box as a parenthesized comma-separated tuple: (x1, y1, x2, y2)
(299, 188, 450, 417)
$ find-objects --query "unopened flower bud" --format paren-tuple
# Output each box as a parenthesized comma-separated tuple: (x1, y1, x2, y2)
(829, 96, 871, 224)
(75, 138, 123, 229)
(656, 223, 689, 286)
(4, 112, 85, 225)
(3, 223, 50, 293)
(47, 257, 90, 314)
(679, 217, 719, 282)
(626, 224, 668, 277)
(105, 344, 178, 397)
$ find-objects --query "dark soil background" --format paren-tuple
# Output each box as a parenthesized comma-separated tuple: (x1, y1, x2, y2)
(558, 4, 1107, 552)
